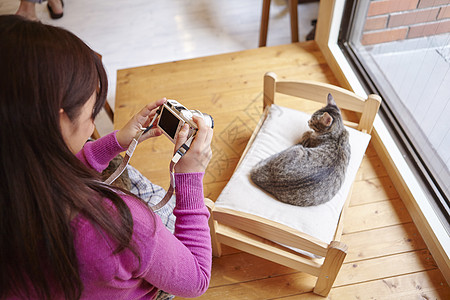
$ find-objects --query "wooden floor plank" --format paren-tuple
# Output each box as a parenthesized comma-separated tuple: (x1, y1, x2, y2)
(211, 222, 428, 285)
(364, 142, 379, 158)
(341, 222, 427, 262)
(184, 272, 317, 300)
(350, 176, 400, 206)
(209, 252, 297, 288)
(182, 255, 443, 300)
(205, 241, 435, 294)
(276, 269, 449, 300)
(219, 244, 242, 256)
(355, 154, 389, 181)
(343, 199, 412, 234)
(335, 250, 437, 286)
(396, 288, 450, 300)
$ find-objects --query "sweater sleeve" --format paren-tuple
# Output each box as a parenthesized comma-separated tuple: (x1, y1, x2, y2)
(132, 173, 212, 297)
(76, 131, 127, 173)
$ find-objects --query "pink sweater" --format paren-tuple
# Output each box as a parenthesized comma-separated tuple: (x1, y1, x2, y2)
(74, 132, 212, 299)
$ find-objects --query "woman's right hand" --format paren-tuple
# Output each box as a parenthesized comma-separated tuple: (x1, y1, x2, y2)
(173, 116, 213, 174)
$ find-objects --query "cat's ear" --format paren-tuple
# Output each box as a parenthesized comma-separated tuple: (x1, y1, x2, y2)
(327, 93, 337, 107)
(321, 112, 333, 127)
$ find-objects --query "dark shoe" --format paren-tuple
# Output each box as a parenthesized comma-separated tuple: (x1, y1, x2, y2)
(306, 19, 317, 41)
(47, 0, 64, 19)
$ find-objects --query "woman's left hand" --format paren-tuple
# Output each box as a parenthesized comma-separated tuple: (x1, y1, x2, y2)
(116, 98, 166, 148)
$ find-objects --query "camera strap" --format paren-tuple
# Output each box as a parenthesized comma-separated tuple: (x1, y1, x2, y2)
(103, 128, 146, 186)
(150, 134, 194, 211)
(104, 123, 195, 212)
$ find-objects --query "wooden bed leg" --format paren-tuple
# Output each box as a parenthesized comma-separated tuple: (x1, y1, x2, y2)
(204, 199, 222, 257)
(313, 241, 347, 297)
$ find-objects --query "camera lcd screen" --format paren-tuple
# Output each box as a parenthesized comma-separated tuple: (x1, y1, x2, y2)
(159, 108, 181, 139)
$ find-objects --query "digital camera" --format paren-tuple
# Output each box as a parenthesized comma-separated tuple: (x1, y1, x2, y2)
(157, 99, 214, 143)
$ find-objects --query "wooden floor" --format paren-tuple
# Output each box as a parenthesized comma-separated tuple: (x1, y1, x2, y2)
(115, 41, 450, 299)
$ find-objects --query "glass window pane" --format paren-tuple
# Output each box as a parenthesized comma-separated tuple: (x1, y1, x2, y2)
(344, 0, 450, 213)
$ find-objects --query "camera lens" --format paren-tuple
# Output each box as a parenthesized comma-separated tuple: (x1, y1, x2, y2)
(191, 110, 214, 129)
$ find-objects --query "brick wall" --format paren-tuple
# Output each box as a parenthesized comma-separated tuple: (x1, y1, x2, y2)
(361, 0, 450, 45)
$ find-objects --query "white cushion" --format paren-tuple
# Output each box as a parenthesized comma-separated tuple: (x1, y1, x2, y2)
(215, 104, 371, 257)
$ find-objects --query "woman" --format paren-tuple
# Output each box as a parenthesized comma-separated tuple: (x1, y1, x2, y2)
(0, 15, 212, 299)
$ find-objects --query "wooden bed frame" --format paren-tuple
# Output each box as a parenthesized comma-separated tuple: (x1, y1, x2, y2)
(205, 72, 381, 296)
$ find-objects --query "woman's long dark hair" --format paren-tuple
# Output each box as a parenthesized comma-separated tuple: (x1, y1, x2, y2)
(0, 15, 137, 299)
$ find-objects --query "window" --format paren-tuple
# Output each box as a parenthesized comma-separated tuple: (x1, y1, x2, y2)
(338, 0, 450, 227)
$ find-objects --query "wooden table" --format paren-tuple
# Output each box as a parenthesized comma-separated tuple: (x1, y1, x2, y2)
(115, 41, 338, 200)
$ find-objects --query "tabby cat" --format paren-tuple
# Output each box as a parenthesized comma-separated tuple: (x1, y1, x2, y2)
(250, 93, 351, 206)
